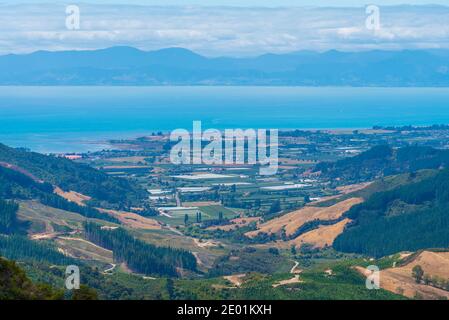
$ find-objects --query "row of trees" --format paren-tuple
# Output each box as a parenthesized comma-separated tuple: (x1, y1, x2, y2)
(412, 265, 449, 292)
(84, 223, 197, 277)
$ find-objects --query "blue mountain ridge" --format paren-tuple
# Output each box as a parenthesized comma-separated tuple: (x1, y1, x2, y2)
(0, 46, 448, 86)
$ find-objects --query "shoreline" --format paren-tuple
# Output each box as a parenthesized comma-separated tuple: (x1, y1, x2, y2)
(0, 124, 445, 154)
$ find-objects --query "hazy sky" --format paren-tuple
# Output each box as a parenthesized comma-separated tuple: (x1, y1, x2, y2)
(0, 2, 448, 56)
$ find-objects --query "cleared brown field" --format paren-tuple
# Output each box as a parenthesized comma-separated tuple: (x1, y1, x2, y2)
(336, 182, 372, 194)
(286, 218, 351, 249)
(192, 238, 221, 248)
(404, 251, 449, 279)
(356, 251, 449, 300)
(30, 232, 59, 240)
(54, 187, 91, 207)
(245, 197, 362, 238)
(98, 208, 162, 230)
(245, 207, 320, 238)
(272, 275, 302, 288)
(207, 217, 261, 231)
(224, 274, 246, 287)
(56, 237, 113, 264)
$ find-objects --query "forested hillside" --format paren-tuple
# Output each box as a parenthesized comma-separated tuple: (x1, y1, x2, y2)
(315, 145, 449, 182)
(0, 234, 77, 265)
(84, 223, 197, 277)
(334, 169, 449, 257)
(0, 257, 63, 300)
(0, 143, 147, 207)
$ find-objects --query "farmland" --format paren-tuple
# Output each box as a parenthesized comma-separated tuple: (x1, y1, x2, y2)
(4, 126, 449, 300)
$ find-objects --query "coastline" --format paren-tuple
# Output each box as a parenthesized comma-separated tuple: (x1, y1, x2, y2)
(0, 126, 427, 154)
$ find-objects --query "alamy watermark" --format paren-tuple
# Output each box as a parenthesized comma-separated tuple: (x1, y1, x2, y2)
(366, 5, 381, 31)
(66, 5, 81, 30)
(65, 265, 80, 290)
(365, 265, 380, 290)
(170, 121, 278, 176)
(63, 4, 380, 33)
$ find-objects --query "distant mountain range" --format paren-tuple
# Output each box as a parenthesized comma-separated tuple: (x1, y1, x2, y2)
(1, 46, 449, 86)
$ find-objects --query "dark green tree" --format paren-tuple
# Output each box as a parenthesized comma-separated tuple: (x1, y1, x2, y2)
(72, 285, 98, 300)
(291, 245, 297, 255)
(412, 265, 424, 284)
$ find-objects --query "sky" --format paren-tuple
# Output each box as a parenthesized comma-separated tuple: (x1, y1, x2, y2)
(0, 2, 448, 56)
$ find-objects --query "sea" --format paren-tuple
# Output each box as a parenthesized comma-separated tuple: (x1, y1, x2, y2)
(1, 86, 449, 153)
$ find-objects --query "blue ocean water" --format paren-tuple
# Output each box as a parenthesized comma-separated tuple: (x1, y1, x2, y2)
(1, 86, 449, 153)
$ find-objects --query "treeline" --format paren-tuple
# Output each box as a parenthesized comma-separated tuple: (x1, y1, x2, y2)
(334, 169, 449, 257)
(84, 223, 197, 277)
(0, 234, 76, 266)
(0, 143, 147, 207)
(0, 199, 19, 234)
(315, 145, 449, 182)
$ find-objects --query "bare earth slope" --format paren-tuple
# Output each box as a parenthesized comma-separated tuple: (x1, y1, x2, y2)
(357, 251, 449, 299)
(246, 197, 363, 238)
(287, 218, 352, 249)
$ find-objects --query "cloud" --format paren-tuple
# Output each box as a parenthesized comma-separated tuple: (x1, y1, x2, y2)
(0, 4, 448, 55)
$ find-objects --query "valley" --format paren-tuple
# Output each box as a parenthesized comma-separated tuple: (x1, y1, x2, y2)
(2, 125, 449, 300)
